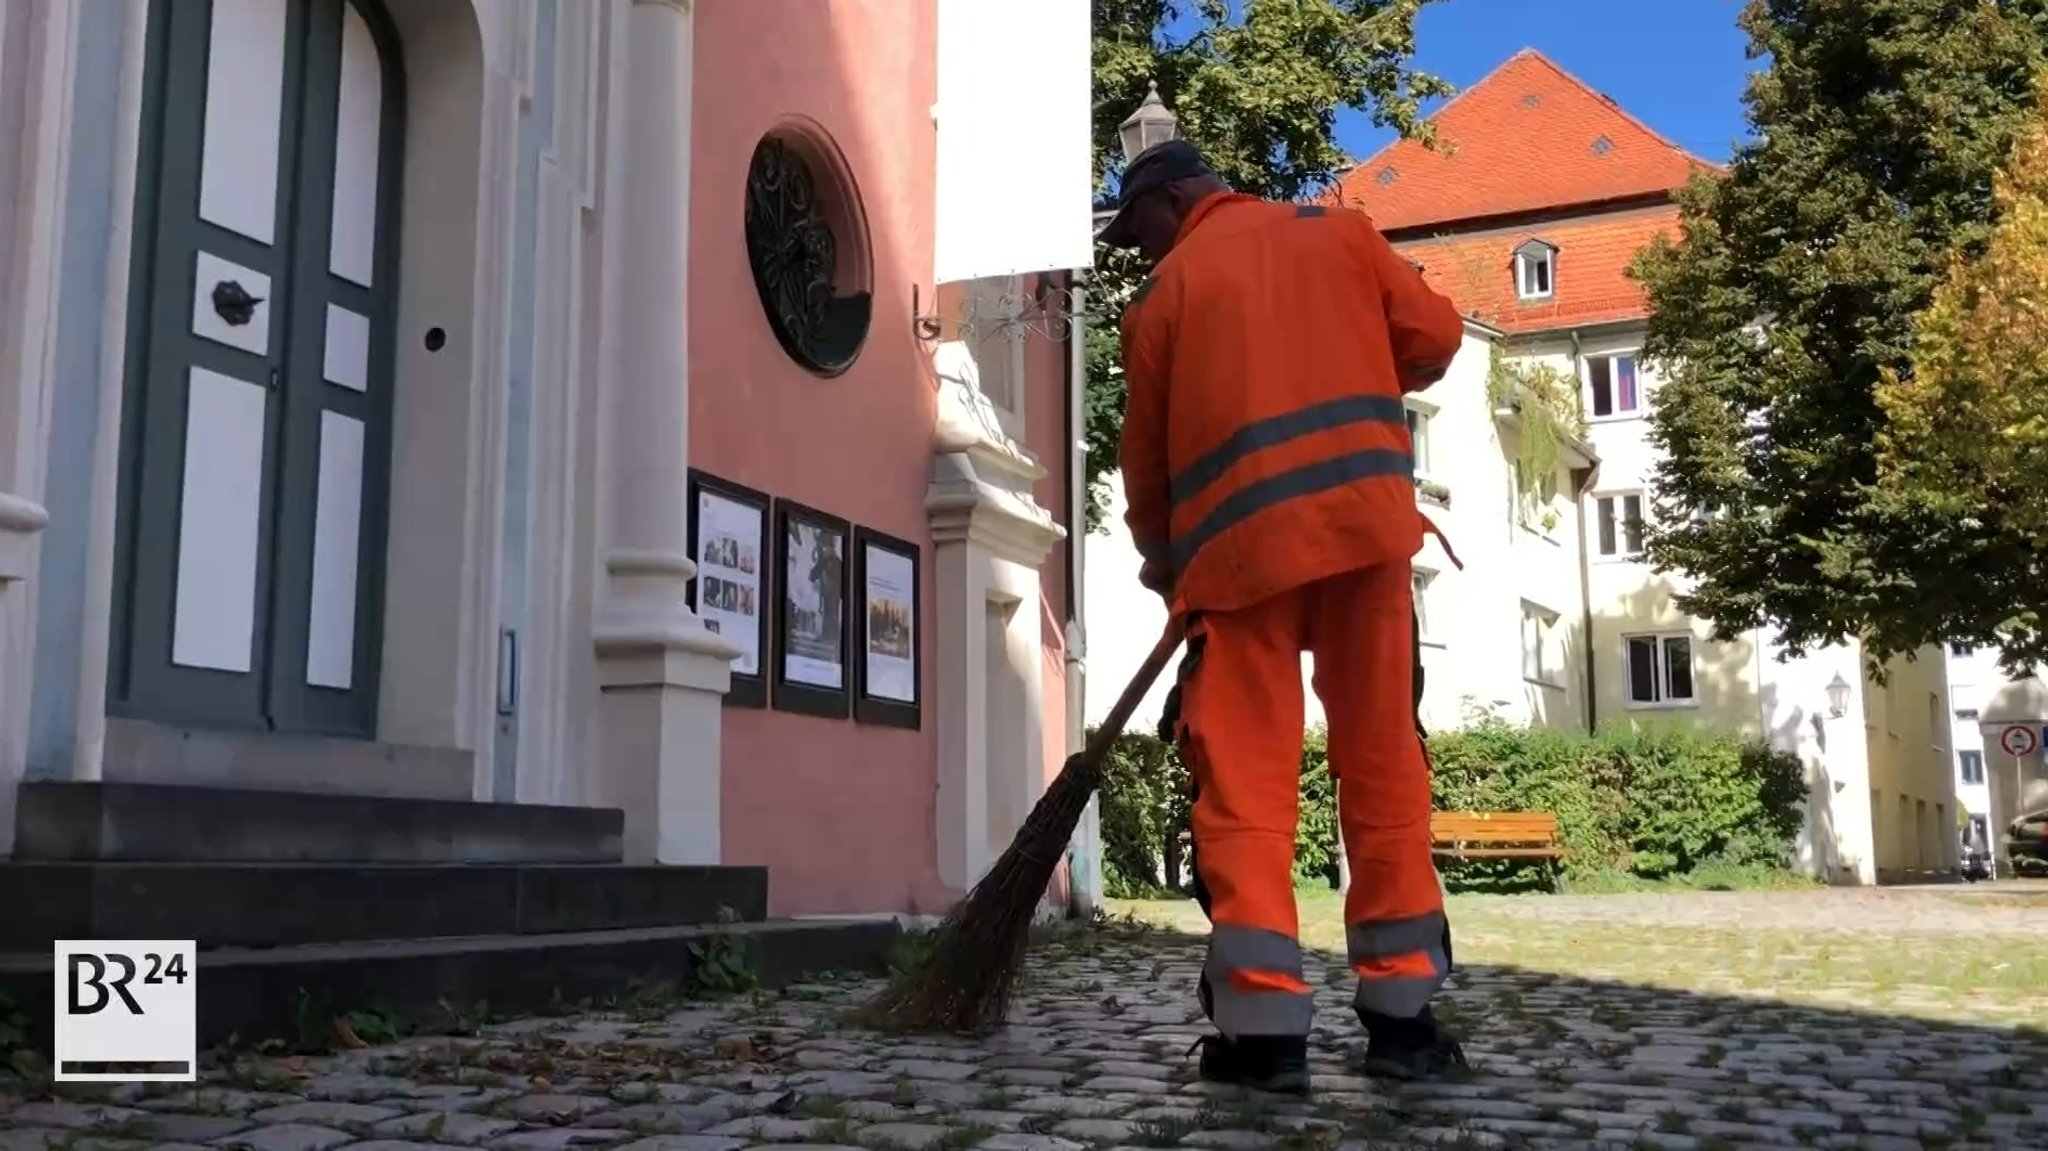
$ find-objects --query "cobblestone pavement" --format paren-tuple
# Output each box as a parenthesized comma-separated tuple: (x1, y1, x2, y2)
(6, 889, 2048, 1151)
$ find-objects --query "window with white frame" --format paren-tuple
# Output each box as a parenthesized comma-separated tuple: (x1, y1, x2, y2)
(1586, 353, 1642, 418)
(1950, 642, 1976, 657)
(1405, 403, 1433, 478)
(1623, 632, 1696, 707)
(1594, 492, 1646, 558)
(1412, 566, 1436, 643)
(1960, 749, 1985, 784)
(1513, 241, 1555, 301)
(1521, 604, 1558, 685)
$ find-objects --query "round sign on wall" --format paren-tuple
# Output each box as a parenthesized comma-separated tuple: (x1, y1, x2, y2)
(1999, 723, 2039, 758)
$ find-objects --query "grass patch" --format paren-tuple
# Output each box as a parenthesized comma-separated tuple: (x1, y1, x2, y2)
(1109, 889, 2048, 1027)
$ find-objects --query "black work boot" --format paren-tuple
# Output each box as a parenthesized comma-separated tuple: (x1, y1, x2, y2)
(1356, 1007, 1468, 1081)
(1189, 1033, 1312, 1096)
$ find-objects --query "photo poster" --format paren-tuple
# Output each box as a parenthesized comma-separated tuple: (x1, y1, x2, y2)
(693, 489, 763, 677)
(863, 542, 917, 705)
(783, 516, 846, 690)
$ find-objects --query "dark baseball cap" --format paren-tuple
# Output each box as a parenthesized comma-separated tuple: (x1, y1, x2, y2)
(1098, 139, 1220, 249)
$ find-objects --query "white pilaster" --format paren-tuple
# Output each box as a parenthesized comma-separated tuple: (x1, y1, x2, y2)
(590, 0, 734, 865)
(926, 348, 1065, 891)
(0, 492, 48, 857)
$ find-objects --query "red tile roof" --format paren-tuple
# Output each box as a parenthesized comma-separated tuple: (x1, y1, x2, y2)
(1395, 206, 1681, 334)
(1328, 49, 1715, 232)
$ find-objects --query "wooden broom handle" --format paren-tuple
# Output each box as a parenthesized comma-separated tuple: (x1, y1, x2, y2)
(1081, 616, 1187, 762)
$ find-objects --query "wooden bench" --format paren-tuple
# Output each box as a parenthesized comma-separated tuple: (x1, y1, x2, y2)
(1430, 811, 1567, 892)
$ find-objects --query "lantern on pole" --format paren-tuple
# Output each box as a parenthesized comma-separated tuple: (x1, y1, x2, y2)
(1826, 672, 1852, 719)
(1118, 80, 1180, 160)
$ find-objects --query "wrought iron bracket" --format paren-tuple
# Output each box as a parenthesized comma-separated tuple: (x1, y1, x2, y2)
(911, 277, 1084, 347)
(960, 279, 1080, 346)
(911, 284, 945, 343)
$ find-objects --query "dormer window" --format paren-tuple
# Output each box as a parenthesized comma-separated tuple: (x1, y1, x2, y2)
(1513, 240, 1556, 300)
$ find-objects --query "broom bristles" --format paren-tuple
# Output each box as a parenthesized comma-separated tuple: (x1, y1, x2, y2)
(858, 617, 1185, 1035)
(860, 755, 1103, 1033)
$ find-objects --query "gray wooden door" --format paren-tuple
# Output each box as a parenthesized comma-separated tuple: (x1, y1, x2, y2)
(111, 0, 404, 738)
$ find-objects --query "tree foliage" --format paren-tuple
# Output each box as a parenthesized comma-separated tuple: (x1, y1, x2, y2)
(1634, 0, 2048, 672)
(1878, 72, 2048, 558)
(1082, 0, 1449, 531)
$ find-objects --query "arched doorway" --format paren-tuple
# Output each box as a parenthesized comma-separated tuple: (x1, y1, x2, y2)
(110, 0, 406, 739)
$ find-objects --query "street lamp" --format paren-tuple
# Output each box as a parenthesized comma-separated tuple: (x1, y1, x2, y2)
(1119, 80, 1180, 160)
(1826, 672, 1852, 719)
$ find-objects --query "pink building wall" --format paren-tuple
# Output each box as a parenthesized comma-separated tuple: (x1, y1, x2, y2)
(689, 0, 1073, 917)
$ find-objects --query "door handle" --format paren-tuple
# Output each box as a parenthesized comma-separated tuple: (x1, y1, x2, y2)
(211, 280, 263, 327)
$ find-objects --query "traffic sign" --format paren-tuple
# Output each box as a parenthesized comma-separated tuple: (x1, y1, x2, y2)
(1999, 724, 2039, 758)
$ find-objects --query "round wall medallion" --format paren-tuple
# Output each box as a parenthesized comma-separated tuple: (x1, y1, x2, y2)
(743, 129, 872, 376)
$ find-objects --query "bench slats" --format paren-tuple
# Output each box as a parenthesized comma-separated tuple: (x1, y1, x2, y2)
(1430, 810, 1565, 859)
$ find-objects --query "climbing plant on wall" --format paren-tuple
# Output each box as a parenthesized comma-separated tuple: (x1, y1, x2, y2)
(1485, 345, 1587, 504)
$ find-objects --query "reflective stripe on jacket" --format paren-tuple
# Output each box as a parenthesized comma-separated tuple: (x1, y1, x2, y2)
(1118, 195, 1465, 614)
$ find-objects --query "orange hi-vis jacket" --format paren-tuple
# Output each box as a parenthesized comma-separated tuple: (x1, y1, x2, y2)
(1118, 193, 1465, 614)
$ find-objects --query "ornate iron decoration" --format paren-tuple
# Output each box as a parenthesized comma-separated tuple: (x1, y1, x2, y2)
(952, 281, 1081, 347)
(744, 137, 868, 375)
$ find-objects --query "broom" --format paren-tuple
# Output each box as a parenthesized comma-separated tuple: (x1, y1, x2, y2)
(860, 615, 1188, 1033)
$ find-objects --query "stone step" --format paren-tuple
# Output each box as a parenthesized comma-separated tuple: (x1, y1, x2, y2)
(0, 917, 902, 1050)
(0, 862, 770, 951)
(13, 781, 623, 864)
(102, 717, 475, 802)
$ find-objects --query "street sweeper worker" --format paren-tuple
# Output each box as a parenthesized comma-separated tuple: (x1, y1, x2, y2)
(1098, 139, 1468, 1092)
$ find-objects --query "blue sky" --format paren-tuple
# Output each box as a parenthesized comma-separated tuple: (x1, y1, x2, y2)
(1337, 0, 1758, 162)
(1162, 0, 1759, 165)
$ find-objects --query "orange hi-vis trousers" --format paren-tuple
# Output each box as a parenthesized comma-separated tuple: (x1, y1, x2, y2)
(1170, 561, 1450, 1037)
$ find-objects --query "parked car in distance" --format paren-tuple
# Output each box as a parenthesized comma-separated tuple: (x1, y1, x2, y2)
(2005, 808, 2048, 877)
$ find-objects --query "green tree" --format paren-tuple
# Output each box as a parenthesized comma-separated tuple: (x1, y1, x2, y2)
(1879, 73, 2048, 545)
(1633, 0, 2048, 673)
(1083, 0, 1449, 531)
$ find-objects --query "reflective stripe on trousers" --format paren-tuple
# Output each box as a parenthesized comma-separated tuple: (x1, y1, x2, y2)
(1347, 910, 1450, 1019)
(1206, 923, 1315, 1036)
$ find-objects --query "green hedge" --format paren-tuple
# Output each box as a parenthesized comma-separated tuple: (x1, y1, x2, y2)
(1093, 718, 1807, 896)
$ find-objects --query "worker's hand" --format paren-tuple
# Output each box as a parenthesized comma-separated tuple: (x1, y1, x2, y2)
(1138, 559, 1173, 598)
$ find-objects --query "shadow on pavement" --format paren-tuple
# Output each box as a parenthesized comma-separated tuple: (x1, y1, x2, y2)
(1034, 913, 2048, 1149)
